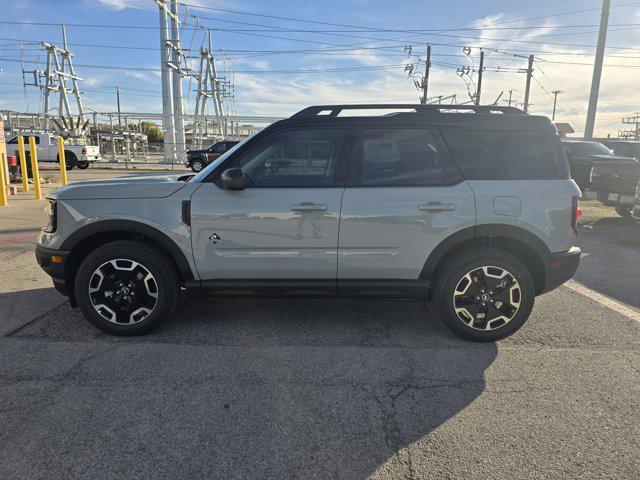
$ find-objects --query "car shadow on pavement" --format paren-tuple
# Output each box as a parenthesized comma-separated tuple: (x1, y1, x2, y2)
(4, 292, 498, 478)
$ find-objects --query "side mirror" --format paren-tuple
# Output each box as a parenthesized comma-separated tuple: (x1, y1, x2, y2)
(220, 168, 246, 190)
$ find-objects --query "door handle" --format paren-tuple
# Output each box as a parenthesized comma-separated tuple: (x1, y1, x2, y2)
(291, 203, 327, 212)
(419, 202, 456, 212)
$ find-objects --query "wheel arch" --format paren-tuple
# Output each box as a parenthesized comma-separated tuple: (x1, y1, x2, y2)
(61, 220, 194, 305)
(422, 224, 550, 295)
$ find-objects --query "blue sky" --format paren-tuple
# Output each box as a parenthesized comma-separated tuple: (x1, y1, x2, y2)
(1, 0, 639, 136)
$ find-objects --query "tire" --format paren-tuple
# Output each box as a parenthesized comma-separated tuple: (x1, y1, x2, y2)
(77, 160, 89, 170)
(190, 158, 205, 173)
(74, 240, 178, 336)
(434, 247, 535, 342)
(615, 204, 632, 218)
(59, 152, 76, 170)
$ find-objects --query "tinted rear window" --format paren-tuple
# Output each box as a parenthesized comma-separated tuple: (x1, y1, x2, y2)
(441, 128, 558, 180)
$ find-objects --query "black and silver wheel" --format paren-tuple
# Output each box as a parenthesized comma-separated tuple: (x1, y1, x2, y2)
(190, 158, 205, 172)
(76, 160, 89, 169)
(75, 240, 178, 335)
(434, 247, 535, 342)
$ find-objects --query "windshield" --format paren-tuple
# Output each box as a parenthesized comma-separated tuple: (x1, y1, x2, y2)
(572, 142, 612, 156)
(190, 134, 254, 183)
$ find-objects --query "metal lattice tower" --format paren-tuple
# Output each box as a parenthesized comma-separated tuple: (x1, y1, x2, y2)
(621, 113, 640, 140)
(191, 29, 229, 149)
(22, 24, 87, 136)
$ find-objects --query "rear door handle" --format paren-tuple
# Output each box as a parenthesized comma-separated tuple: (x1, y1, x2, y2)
(291, 203, 327, 212)
(419, 202, 456, 212)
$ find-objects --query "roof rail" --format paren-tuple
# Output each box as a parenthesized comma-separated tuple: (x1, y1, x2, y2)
(291, 104, 525, 118)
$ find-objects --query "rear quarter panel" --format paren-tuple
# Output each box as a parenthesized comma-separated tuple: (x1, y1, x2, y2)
(468, 179, 580, 253)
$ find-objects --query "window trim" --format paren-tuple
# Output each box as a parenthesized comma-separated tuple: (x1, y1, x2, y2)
(213, 126, 352, 189)
(345, 126, 458, 188)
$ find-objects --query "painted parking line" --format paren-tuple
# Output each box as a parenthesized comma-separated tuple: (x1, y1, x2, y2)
(565, 280, 640, 324)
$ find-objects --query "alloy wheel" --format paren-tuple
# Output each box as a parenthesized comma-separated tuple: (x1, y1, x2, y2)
(192, 160, 204, 172)
(88, 259, 159, 324)
(452, 265, 521, 331)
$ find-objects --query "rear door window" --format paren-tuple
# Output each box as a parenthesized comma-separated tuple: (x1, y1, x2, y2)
(440, 128, 558, 180)
(348, 128, 455, 186)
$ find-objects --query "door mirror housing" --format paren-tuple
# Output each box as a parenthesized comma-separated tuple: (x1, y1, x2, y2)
(220, 168, 246, 190)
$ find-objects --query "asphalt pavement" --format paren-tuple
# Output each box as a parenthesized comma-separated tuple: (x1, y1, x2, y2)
(0, 169, 638, 479)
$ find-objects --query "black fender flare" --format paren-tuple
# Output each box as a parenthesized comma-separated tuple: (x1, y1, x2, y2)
(419, 224, 551, 280)
(60, 219, 195, 281)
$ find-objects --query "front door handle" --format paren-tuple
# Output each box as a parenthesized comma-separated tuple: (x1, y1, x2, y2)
(291, 203, 327, 212)
(419, 202, 456, 212)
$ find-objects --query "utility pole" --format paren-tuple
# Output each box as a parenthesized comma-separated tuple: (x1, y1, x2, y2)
(523, 54, 534, 113)
(584, 0, 610, 139)
(551, 90, 562, 120)
(158, 1, 176, 163)
(420, 44, 431, 105)
(475, 49, 484, 105)
(115, 86, 121, 127)
(170, 0, 186, 162)
(505, 89, 514, 107)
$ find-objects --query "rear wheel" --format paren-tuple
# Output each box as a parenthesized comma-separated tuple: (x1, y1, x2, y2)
(74, 240, 178, 335)
(615, 204, 632, 218)
(434, 247, 535, 342)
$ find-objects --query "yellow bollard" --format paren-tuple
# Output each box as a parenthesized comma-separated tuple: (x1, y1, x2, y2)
(28, 136, 42, 200)
(17, 136, 29, 191)
(0, 153, 7, 206)
(57, 137, 68, 186)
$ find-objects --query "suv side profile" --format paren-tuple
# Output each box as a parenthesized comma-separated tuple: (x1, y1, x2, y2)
(186, 140, 240, 172)
(36, 104, 581, 342)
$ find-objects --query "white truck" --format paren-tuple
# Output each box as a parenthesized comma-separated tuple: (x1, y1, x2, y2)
(6, 133, 101, 170)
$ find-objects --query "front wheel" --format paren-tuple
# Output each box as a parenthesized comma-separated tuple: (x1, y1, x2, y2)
(74, 240, 178, 335)
(434, 247, 535, 342)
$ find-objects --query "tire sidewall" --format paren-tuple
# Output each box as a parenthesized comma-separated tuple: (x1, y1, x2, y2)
(190, 159, 204, 172)
(435, 248, 535, 342)
(74, 241, 177, 335)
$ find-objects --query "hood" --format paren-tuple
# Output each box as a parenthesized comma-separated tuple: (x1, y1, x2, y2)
(53, 174, 190, 200)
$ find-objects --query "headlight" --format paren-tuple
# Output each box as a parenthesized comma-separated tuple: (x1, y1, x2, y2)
(43, 199, 57, 233)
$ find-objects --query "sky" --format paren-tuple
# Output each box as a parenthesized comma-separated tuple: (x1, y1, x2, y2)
(1, 0, 640, 137)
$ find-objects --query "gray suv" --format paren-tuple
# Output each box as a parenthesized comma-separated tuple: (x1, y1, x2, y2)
(36, 104, 581, 342)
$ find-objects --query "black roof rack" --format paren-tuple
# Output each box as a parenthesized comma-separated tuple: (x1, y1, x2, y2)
(292, 104, 525, 118)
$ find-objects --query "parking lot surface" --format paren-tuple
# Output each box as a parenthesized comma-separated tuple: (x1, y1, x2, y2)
(1, 169, 639, 479)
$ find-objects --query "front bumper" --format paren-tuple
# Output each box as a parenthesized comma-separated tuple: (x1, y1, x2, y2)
(539, 246, 581, 294)
(35, 245, 70, 297)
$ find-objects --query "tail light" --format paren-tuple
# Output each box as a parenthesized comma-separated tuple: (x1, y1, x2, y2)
(82, 147, 87, 155)
(589, 167, 594, 183)
(571, 196, 581, 235)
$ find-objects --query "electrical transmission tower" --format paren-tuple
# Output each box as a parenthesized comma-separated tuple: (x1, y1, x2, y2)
(621, 113, 640, 140)
(191, 29, 230, 149)
(22, 24, 87, 136)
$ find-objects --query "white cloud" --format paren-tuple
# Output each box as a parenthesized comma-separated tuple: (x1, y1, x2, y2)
(95, 0, 152, 11)
(84, 76, 106, 88)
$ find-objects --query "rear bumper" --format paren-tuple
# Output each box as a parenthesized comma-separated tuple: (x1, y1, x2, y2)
(539, 246, 581, 294)
(35, 245, 70, 297)
(633, 204, 640, 221)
